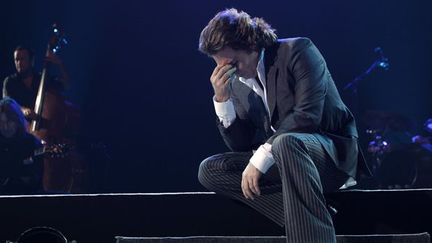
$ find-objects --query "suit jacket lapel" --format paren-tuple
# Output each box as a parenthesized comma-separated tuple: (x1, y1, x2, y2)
(232, 79, 272, 135)
(264, 43, 280, 124)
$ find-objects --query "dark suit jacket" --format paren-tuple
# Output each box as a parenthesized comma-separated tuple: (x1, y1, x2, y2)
(217, 37, 369, 179)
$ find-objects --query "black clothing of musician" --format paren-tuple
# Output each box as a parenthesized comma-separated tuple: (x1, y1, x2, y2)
(2, 72, 63, 110)
(0, 133, 43, 194)
(0, 98, 43, 194)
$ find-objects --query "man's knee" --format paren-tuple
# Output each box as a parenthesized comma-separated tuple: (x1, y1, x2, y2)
(198, 154, 226, 188)
(272, 133, 305, 157)
(198, 152, 250, 190)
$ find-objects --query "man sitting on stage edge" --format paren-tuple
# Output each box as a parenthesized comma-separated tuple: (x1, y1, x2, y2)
(197, 8, 369, 243)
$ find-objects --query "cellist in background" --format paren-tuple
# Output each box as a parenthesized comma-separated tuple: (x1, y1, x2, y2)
(1, 45, 85, 193)
(2, 45, 69, 120)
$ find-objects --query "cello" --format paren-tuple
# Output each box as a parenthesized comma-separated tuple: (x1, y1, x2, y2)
(31, 24, 87, 193)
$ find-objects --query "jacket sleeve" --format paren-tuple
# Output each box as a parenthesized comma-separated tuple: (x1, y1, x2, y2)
(267, 38, 328, 144)
(217, 90, 259, 152)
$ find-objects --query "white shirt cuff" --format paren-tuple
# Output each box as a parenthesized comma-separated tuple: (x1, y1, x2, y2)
(250, 143, 275, 173)
(213, 96, 236, 128)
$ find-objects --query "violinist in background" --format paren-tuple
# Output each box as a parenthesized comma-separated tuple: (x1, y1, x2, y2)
(0, 98, 42, 194)
(2, 45, 69, 121)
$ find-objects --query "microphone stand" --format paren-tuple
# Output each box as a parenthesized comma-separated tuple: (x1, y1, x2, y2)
(343, 47, 390, 186)
(344, 47, 390, 94)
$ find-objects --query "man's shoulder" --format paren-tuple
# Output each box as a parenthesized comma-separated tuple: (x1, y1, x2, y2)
(2, 74, 20, 92)
(276, 37, 313, 51)
(3, 73, 19, 83)
(264, 37, 314, 66)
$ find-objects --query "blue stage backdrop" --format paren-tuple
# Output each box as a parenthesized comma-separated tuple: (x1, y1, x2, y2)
(0, 0, 430, 192)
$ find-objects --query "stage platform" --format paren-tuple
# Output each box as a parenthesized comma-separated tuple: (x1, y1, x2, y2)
(115, 233, 430, 243)
(1, 189, 431, 242)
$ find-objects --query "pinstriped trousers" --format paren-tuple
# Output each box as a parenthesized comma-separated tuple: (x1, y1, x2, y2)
(198, 133, 349, 243)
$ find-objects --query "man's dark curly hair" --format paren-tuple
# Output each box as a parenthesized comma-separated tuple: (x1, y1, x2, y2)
(199, 8, 278, 55)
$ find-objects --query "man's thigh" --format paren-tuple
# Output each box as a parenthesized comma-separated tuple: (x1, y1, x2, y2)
(271, 132, 348, 192)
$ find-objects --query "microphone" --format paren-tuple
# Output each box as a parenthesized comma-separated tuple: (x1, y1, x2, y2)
(374, 47, 390, 70)
(344, 46, 390, 91)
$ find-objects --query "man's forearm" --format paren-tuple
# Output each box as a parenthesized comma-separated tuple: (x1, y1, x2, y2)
(249, 143, 274, 173)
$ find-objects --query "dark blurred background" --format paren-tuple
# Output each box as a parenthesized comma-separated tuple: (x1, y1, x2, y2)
(0, 0, 431, 193)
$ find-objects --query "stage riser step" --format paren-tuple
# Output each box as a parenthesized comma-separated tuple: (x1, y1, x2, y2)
(116, 233, 430, 243)
(2, 190, 432, 243)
